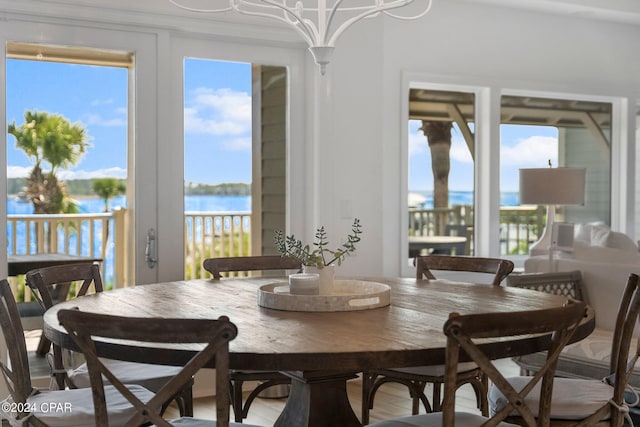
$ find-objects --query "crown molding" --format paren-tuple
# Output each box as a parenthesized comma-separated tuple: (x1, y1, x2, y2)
(0, 0, 304, 46)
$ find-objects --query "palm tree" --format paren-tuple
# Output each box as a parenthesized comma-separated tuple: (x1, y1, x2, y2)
(92, 178, 125, 266)
(92, 178, 126, 212)
(8, 110, 90, 214)
(420, 120, 453, 209)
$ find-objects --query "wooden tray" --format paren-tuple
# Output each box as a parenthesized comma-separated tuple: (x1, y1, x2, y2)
(257, 280, 391, 312)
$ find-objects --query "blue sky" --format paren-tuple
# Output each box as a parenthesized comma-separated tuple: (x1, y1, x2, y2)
(6, 58, 252, 185)
(408, 121, 558, 193)
(6, 57, 557, 193)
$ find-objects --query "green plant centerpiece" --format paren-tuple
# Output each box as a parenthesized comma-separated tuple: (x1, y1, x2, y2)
(274, 218, 362, 269)
(275, 219, 362, 295)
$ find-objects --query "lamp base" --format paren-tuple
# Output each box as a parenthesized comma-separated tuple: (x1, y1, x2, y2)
(529, 205, 555, 257)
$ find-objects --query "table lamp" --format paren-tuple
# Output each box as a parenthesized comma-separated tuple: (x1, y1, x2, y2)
(519, 167, 586, 256)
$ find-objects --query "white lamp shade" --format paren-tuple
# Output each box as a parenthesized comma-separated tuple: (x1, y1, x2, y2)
(519, 168, 586, 206)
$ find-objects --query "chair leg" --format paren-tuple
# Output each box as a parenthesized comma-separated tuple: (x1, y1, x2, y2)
(160, 380, 194, 417)
(36, 335, 51, 357)
(432, 382, 442, 412)
(478, 373, 489, 416)
(408, 380, 432, 414)
(364, 374, 433, 424)
(240, 379, 290, 420)
(230, 378, 245, 423)
(361, 371, 378, 425)
(180, 384, 194, 417)
(409, 380, 427, 415)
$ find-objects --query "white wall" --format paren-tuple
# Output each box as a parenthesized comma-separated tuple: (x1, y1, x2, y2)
(377, 2, 640, 275)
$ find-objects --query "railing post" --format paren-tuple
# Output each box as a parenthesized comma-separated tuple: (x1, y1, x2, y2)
(113, 208, 126, 288)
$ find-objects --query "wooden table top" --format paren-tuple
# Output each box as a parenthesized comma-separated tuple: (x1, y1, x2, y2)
(43, 277, 594, 372)
(8, 253, 102, 276)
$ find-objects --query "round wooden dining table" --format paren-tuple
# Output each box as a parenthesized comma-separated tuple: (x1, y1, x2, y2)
(43, 276, 594, 427)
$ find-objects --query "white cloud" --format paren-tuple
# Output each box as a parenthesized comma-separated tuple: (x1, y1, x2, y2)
(408, 129, 474, 164)
(7, 166, 31, 178)
(408, 131, 427, 156)
(8, 166, 126, 180)
(450, 135, 473, 163)
(501, 135, 558, 167)
(221, 137, 251, 151)
(90, 98, 114, 107)
(184, 87, 251, 137)
(83, 113, 127, 127)
(58, 167, 127, 180)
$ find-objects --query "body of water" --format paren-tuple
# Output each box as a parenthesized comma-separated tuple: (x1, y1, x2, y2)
(7, 195, 251, 284)
(7, 191, 515, 282)
(409, 190, 520, 208)
(7, 194, 252, 215)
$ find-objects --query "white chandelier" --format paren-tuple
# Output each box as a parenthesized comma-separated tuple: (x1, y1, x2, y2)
(169, 0, 433, 75)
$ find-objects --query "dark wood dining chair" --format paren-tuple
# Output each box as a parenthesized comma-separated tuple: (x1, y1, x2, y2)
(203, 255, 302, 279)
(415, 254, 514, 285)
(362, 255, 515, 424)
(367, 299, 588, 427)
(203, 255, 301, 422)
(491, 273, 640, 427)
(507, 270, 586, 376)
(25, 263, 193, 416)
(57, 309, 262, 427)
(507, 270, 585, 300)
(0, 278, 152, 426)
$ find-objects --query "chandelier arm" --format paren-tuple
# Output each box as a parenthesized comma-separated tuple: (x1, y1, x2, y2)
(167, 0, 232, 13)
(382, 0, 432, 20)
(323, 0, 347, 45)
(231, 0, 319, 45)
(327, 0, 421, 46)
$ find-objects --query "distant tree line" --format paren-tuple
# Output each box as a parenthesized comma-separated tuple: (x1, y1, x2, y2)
(9, 178, 250, 196)
(185, 182, 250, 196)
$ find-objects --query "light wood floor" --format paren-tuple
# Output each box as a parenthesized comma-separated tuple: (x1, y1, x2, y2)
(187, 359, 520, 425)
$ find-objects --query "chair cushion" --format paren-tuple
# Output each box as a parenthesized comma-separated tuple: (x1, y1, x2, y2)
(384, 362, 479, 377)
(70, 358, 182, 392)
(17, 301, 45, 317)
(367, 411, 519, 426)
(488, 376, 613, 420)
(514, 328, 640, 387)
(23, 384, 154, 427)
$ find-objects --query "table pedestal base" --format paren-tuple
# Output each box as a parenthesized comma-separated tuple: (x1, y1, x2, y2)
(274, 371, 360, 427)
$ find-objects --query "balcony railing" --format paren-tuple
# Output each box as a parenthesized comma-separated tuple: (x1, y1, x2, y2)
(184, 212, 251, 279)
(7, 206, 543, 300)
(409, 205, 544, 255)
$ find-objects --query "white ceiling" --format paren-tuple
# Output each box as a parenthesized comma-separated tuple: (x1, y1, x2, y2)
(463, 0, 640, 26)
(7, 0, 640, 26)
(3, 0, 640, 35)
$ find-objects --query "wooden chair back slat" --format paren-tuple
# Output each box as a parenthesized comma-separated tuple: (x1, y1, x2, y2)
(608, 274, 640, 426)
(507, 270, 585, 301)
(26, 262, 103, 306)
(57, 309, 238, 427)
(442, 300, 588, 427)
(203, 255, 302, 279)
(415, 255, 514, 286)
(0, 279, 35, 414)
(25, 262, 103, 389)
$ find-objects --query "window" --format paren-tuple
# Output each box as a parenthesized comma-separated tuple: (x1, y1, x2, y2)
(408, 89, 475, 258)
(499, 95, 612, 255)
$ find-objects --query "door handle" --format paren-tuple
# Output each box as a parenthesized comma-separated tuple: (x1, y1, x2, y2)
(145, 228, 158, 268)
